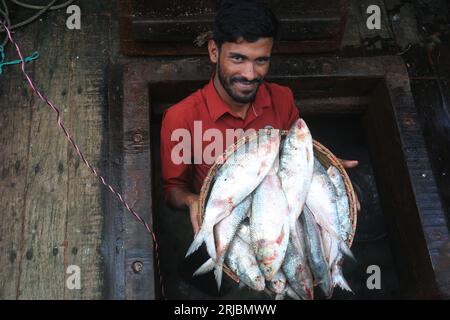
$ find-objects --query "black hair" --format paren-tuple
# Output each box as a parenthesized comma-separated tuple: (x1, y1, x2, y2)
(213, 0, 280, 49)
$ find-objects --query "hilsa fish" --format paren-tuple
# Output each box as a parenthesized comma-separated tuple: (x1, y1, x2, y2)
(278, 118, 314, 253)
(250, 164, 290, 280)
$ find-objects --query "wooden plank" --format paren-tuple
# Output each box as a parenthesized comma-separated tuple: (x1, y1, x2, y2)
(62, 13, 111, 300)
(0, 28, 36, 299)
(15, 13, 71, 299)
(104, 63, 126, 299)
(105, 62, 157, 300)
(121, 65, 155, 299)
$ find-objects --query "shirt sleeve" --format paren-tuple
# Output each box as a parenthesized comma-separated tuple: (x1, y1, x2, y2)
(285, 87, 300, 130)
(160, 107, 193, 205)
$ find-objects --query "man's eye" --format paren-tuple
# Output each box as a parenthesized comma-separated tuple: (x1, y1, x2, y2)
(232, 56, 243, 62)
(256, 58, 269, 64)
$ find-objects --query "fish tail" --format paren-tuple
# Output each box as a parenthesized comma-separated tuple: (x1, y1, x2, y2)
(192, 258, 215, 276)
(185, 228, 215, 259)
(214, 261, 224, 291)
(332, 267, 353, 293)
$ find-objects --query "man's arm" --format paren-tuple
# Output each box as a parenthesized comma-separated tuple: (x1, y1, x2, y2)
(160, 107, 201, 234)
(166, 187, 200, 235)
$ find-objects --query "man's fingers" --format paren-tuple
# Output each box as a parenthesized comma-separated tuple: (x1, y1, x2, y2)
(193, 224, 200, 236)
(339, 158, 359, 169)
(356, 194, 361, 212)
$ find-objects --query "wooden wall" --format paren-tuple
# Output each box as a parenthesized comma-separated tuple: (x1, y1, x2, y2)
(0, 1, 119, 299)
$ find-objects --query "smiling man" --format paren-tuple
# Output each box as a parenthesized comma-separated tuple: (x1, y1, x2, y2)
(160, 1, 359, 235)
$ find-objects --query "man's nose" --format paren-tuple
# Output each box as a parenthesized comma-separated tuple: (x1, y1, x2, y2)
(241, 62, 257, 81)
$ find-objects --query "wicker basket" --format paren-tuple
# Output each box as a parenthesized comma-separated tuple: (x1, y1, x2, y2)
(197, 129, 358, 284)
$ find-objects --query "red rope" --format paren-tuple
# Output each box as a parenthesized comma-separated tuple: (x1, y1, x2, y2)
(0, 20, 166, 299)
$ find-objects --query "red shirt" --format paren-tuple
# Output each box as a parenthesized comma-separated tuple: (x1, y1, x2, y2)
(160, 78, 300, 204)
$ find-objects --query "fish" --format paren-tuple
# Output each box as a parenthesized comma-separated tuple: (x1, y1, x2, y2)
(193, 221, 265, 292)
(305, 160, 354, 296)
(212, 195, 252, 290)
(301, 206, 333, 298)
(250, 164, 290, 280)
(186, 129, 281, 260)
(282, 236, 314, 300)
(326, 166, 353, 293)
(224, 232, 266, 292)
(305, 160, 354, 262)
(327, 166, 353, 244)
(278, 118, 314, 252)
(281, 220, 314, 300)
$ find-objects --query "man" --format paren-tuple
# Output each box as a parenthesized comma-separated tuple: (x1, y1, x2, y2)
(161, 1, 360, 236)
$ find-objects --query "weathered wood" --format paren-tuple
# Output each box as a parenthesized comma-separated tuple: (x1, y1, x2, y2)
(63, 13, 111, 300)
(104, 63, 126, 299)
(15, 12, 71, 299)
(0, 4, 110, 299)
(0, 29, 36, 299)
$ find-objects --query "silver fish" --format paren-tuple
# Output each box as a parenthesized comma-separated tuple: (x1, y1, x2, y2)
(279, 118, 314, 252)
(306, 160, 354, 296)
(327, 166, 352, 244)
(305, 160, 353, 263)
(212, 195, 252, 290)
(225, 234, 266, 292)
(282, 234, 314, 300)
(250, 165, 290, 280)
(193, 221, 265, 292)
(186, 130, 281, 260)
(302, 206, 333, 298)
(326, 166, 353, 293)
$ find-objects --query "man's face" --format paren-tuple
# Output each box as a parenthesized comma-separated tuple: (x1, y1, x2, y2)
(210, 37, 273, 104)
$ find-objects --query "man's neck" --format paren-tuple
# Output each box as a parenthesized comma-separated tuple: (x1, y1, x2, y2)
(213, 74, 250, 120)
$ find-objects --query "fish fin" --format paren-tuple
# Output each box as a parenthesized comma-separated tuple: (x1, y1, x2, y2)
(332, 267, 353, 293)
(214, 262, 224, 291)
(192, 258, 215, 276)
(339, 241, 356, 262)
(185, 229, 206, 258)
(239, 281, 246, 289)
(275, 294, 285, 300)
(185, 229, 217, 261)
(205, 232, 217, 261)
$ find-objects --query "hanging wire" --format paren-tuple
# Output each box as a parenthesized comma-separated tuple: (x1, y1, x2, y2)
(10, 0, 74, 10)
(0, 0, 75, 48)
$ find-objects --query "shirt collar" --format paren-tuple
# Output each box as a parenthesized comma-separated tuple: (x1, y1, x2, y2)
(204, 76, 272, 122)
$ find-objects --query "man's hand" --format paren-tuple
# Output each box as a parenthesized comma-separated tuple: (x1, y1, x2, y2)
(338, 158, 361, 212)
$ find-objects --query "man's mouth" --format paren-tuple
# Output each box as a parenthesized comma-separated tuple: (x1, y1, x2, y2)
(234, 81, 257, 91)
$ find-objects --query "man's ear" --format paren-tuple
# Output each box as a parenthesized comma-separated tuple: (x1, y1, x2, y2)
(208, 40, 219, 64)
